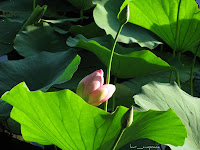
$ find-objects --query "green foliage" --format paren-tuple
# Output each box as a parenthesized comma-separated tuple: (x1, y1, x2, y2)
(0, 50, 79, 96)
(121, 0, 200, 52)
(14, 23, 70, 57)
(0, 0, 199, 149)
(93, 0, 162, 49)
(67, 0, 94, 11)
(69, 22, 106, 38)
(19, 5, 47, 32)
(1, 82, 186, 149)
(0, 20, 22, 56)
(67, 35, 171, 78)
(0, 0, 33, 23)
(134, 82, 200, 149)
(0, 99, 12, 121)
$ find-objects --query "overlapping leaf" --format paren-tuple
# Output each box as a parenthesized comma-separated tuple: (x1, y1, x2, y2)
(1, 82, 186, 149)
(0, 20, 21, 56)
(67, 0, 94, 11)
(19, 5, 47, 32)
(93, 0, 161, 49)
(121, 0, 200, 52)
(14, 23, 70, 57)
(134, 82, 200, 150)
(0, 0, 33, 23)
(0, 99, 12, 121)
(53, 50, 106, 90)
(67, 35, 171, 78)
(69, 22, 106, 38)
(0, 50, 79, 96)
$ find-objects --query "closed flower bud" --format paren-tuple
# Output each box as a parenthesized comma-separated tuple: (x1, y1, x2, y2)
(76, 69, 116, 106)
(119, 4, 130, 25)
(76, 69, 104, 100)
(121, 106, 134, 129)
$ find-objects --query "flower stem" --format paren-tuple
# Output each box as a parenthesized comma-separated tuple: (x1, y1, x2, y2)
(175, 69, 181, 88)
(177, 52, 181, 62)
(104, 24, 124, 112)
(106, 24, 124, 84)
(169, 70, 173, 83)
(112, 129, 125, 150)
(112, 77, 118, 112)
(190, 45, 200, 96)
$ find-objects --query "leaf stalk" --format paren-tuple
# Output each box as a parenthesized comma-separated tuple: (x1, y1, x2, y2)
(112, 77, 118, 112)
(175, 69, 181, 88)
(173, 0, 182, 57)
(190, 44, 200, 96)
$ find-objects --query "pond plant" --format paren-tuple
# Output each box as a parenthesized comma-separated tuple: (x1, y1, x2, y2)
(0, 0, 200, 150)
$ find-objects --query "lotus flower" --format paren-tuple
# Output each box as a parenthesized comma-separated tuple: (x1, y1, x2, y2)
(76, 69, 116, 106)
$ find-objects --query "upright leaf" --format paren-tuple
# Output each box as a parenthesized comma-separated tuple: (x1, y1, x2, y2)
(19, 5, 47, 32)
(93, 0, 161, 49)
(121, 0, 200, 52)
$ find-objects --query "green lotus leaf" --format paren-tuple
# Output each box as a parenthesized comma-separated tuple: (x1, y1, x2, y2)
(1, 82, 186, 149)
(0, 50, 80, 96)
(19, 5, 47, 32)
(69, 22, 106, 38)
(0, 20, 22, 56)
(93, 0, 162, 49)
(0, 0, 33, 23)
(120, 0, 200, 52)
(67, 35, 171, 78)
(67, 0, 94, 11)
(14, 23, 70, 57)
(134, 82, 200, 149)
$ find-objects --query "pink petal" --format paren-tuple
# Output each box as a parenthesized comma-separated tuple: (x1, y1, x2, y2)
(76, 69, 104, 100)
(81, 69, 104, 95)
(88, 84, 116, 106)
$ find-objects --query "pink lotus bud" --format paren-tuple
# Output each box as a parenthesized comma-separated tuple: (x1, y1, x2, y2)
(88, 84, 116, 106)
(76, 69, 116, 106)
(76, 69, 104, 100)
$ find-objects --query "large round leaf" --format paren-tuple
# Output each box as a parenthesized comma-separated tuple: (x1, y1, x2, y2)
(134, 82, 200, 150)
(93, 0, 161, 49)
(1, 82, 186, 149)
(120, 0, 200, 52)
